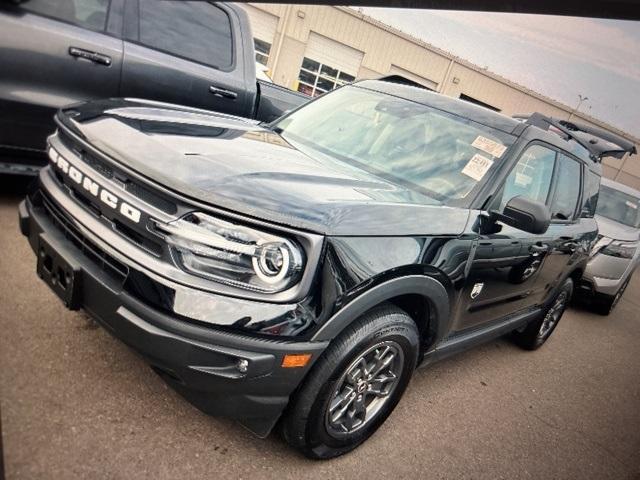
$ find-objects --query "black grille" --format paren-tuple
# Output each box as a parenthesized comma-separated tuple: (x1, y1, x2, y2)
(41, 193, 129, 282)
(124, 181, 177, 214)
(57, 131, 177, 214)
(85, 152, 115, 180)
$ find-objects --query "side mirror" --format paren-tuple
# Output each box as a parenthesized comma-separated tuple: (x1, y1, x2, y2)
(490, 195, 551, 234)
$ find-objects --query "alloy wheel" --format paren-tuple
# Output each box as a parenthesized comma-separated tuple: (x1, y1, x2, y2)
(325, 341, 404, 437)
(611, 279, 629, 311)
(538, 291, 568, 339)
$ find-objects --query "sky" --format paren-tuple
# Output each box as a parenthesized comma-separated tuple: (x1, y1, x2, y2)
(358, 8, 640, 138)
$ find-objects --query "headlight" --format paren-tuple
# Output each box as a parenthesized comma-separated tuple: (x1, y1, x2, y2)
(600, 240, 638, 259)
(155, 212, 305, 293)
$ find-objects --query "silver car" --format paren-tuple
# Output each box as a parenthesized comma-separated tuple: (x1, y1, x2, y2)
(580, 178, 640, 314)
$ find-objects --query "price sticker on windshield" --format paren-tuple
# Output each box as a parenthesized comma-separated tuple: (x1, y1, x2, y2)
(462, 154, 494, 182)
(472, 136, 507, 158)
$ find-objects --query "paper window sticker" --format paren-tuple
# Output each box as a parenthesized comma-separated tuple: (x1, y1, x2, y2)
(472, 136, 507, 158)
(461, 154, 494, 182)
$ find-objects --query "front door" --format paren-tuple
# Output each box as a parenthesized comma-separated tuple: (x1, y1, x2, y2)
(529, 152, 588, 297)
(452, 143, 561, 332)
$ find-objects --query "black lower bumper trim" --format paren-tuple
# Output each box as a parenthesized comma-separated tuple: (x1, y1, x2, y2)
(18, 198, 30, 236)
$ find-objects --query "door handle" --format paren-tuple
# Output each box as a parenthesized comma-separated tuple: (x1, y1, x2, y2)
(69, 46, 112, 66)
(530, 243, 550, 253)
(209, 85, 238, 100)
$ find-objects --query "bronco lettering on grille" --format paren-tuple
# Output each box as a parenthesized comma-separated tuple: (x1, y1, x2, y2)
(49, 147, 142, 224)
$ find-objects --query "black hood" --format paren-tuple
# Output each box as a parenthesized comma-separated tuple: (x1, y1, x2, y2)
(57, 98, 469, 236)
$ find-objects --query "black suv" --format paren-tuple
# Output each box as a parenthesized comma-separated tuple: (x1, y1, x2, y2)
(19, 80, 636, 459)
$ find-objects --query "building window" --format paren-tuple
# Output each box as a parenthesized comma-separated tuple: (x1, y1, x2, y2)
(254, 39, 271, 66)
(297, 57, 355, 97)
(459, 93, 501, 112)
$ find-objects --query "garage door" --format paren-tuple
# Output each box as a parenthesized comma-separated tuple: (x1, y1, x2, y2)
(389, 65, 438, 90)
(242, 4, 278, 44)
(305, 33, 364, 76)
(297, 33, 364, 96)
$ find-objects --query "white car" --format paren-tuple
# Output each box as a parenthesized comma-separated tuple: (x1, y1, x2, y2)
(580, 178, 640, 314)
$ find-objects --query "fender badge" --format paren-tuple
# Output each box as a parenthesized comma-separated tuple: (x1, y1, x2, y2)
(471, 283, 484, 299)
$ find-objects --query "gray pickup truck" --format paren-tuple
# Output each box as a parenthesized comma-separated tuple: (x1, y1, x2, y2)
(0, 0, 308, 174)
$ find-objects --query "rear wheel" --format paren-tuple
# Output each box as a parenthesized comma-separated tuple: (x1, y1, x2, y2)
(282, 304, 419, 459)
(512, 278, 573, 350)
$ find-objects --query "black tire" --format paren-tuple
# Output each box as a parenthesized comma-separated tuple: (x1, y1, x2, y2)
(512, 278, 573, 350)
(594, 277, 630, 316)
(282, 304, 420, 459)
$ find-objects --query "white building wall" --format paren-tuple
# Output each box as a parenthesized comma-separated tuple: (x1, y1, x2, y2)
(241, 3, 640, 188)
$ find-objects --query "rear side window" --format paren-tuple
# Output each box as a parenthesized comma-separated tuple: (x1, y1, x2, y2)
(550, 154, 582, 220)
(20, 0, 109, 31)
(581, 170, 601, 218)
(494, 144, 556, 210)
(138, 0, 233, 69)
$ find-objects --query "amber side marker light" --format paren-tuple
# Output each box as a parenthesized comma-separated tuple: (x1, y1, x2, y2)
(282, 353, 312, 368)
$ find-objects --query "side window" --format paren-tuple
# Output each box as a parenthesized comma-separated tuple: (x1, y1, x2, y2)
(20, 0, 109, 31)
(550, 154, 582, 221)
(138, 0, 233, 69)
(581, 170, 601, 218)
(494, 144, 556, 210)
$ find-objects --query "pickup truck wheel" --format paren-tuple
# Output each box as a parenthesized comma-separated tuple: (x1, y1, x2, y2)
(512, 278, 573, 350)
(282, 304, 419, 459)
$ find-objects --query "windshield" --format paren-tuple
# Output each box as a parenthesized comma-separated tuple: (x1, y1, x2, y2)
(274, 85, 515, 205)
(597, 185, 640, 227)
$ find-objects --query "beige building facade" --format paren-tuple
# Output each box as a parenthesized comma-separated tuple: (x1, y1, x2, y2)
(242, 3, 640, 189)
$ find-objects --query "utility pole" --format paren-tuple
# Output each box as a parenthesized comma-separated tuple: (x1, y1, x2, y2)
(568, 94, 589, 121)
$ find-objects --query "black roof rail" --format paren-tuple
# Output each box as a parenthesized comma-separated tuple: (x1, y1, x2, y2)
(377, 75, 435, 92)
(513, 113, 637, 162)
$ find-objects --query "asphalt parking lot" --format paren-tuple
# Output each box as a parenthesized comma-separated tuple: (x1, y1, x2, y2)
(1, 176, 639, 480)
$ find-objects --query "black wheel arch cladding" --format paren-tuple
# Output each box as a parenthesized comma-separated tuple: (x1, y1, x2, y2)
(311, 275, 450, 344)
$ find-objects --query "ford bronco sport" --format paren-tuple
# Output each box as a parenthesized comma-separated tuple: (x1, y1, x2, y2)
(19, 80, 636, 458)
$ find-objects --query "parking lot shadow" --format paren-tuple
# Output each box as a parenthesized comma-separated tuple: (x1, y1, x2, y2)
(0, 174, 34, 201)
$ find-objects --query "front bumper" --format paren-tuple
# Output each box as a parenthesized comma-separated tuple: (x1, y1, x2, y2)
(581, 252, 637, 297)
(19, 194, 328, 437)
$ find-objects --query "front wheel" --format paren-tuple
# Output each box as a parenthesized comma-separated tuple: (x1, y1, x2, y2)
(512, 278, 573, 350)
(594, 276, 630, 316)
(282, 304, 419, 459)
